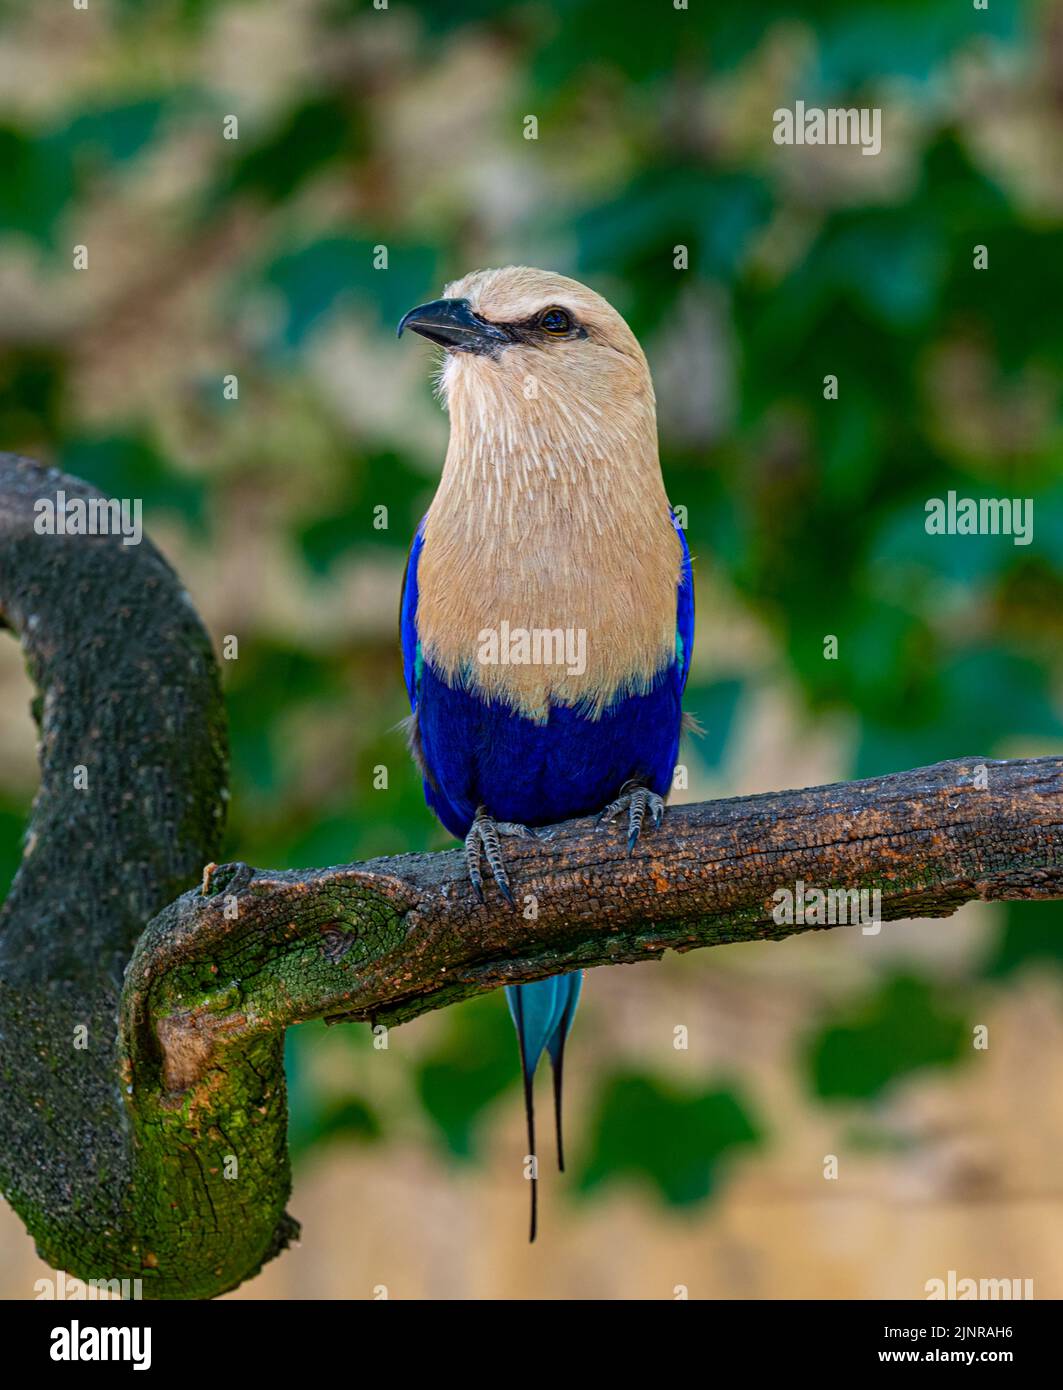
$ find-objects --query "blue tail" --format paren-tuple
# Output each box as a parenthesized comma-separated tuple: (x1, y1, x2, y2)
(505, 971, 583, 1242)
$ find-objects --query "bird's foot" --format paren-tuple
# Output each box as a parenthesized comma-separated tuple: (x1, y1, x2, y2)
(596, 780, 665, 854)
(465, 806, 538, 908)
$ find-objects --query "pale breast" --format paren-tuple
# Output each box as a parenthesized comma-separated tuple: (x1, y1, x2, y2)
(416, 478, 681, 721)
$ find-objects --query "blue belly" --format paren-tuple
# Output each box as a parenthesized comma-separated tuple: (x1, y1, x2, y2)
(416, 663, 682, 839)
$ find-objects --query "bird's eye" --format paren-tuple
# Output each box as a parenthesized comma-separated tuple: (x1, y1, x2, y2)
(538, 307, 572, 335)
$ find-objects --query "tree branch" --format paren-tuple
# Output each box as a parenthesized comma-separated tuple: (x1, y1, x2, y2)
(3, 453, 1062, 1298)
(127, 752, 1063, 1037)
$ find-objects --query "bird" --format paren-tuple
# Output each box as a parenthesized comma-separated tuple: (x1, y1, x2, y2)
(397, 266, 694, 1240)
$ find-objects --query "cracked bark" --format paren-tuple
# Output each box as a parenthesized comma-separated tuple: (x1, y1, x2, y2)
(1, 452, 1061, 1298)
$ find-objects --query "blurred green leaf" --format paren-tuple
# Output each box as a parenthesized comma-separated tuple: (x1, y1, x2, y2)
(60, 99, 167, 165)
(806, 973, 969, 1102)
(812, 0, 1024, 87)
(414, 995, 518, 1159)
(58, 435, 207, 529)
(0, 126, 73, 243)
(221, 98, 366, 205)
(683, 678, 743, 769)
(855, 648, 1063, 777)
(259, 237, 439, 347)
(983, 900, 1063, 980)
(285, 1027, 381, 1162)
(578, 1072, 762, 1205)
(297, 451, 432, 570)
(0, 800, 29, 901)
(0, 349, 67, 445)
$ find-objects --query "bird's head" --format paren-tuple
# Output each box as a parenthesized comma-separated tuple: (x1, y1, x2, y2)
(397, 266, 654, 449)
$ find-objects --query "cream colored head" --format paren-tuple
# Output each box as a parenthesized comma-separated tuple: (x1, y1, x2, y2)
(397, 266, 680, 719)
(398, 266, 657, 473)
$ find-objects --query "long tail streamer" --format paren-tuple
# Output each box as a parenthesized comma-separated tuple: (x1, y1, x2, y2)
(505, 972, 584, 1241)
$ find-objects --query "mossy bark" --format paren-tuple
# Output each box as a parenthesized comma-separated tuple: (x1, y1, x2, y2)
(0, 453, 273, 1297)
(2, 453, 1062, 1298)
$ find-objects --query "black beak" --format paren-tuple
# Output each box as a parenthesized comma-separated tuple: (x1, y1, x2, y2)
(396, 297, 511, 354)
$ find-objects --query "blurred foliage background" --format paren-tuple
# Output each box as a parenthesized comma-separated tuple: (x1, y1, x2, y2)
(1, 0, 1062, 1298)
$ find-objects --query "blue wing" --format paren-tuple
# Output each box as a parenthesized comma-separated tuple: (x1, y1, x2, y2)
(673, 510, 694, 694)
(399, 518, 425, 710)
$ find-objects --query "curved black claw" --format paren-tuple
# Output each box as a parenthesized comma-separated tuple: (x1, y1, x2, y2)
(465, 806, 537, 908)
(596, 780, 666, 855)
